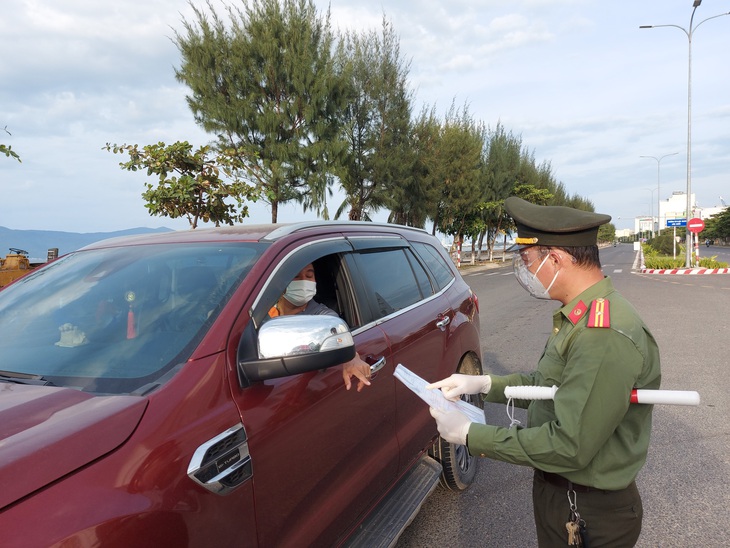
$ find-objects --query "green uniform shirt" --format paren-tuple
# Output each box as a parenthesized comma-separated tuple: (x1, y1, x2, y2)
(469, 277, 661, 490)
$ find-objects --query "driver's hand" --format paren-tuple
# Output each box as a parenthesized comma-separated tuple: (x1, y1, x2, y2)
(342, 352, 372, 392)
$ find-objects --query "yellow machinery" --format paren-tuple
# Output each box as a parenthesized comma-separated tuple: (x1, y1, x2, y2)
(0, 248, 32, 287)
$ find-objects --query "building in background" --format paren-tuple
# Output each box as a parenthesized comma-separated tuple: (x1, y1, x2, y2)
(659, 191, 696, 230)
(637, 191, 727, 235)
(634, 217, 655, 240)
(698, 203, 727, 221)
(615, 228, 634, 240)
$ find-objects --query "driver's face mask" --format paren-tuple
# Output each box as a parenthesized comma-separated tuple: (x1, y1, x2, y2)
(284, 280, 317, 307)
(513, 248, 559, 300)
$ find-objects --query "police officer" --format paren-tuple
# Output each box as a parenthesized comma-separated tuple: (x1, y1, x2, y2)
(428, 197, 661, 547)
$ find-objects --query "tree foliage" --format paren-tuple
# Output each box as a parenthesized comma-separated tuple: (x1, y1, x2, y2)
(466, 125, 557, 260)
(426, 103, 484, 239)
(173, 0, 346, 222)
(105, 141, 258, 228)
(110, 3, 603, 237)
(703, 208, 730, 242)
(0, 144, 19, 162)
(387, 106, 440, 228)
(336, 16, 413, 222)
(645, 230, 675, 255)
(597, 223, 616, 244)
(471, 124, 524, 257)
(1, 126, 20, 163)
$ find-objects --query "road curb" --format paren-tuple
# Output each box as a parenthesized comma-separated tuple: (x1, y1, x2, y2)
(640, 267, 730, 275)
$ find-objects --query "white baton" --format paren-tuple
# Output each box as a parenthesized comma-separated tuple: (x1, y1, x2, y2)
(503, 385, 700, 406)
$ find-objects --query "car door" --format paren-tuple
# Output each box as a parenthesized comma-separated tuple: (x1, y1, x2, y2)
(229, 239, 398, 547)
(344, 239, 456, 468)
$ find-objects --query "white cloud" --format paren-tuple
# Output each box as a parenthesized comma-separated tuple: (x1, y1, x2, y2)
(1, 0, 729, 233)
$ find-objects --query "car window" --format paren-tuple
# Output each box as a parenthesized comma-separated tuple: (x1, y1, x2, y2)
(411, 241, 455, 291)
(0, 242, 265, 394)
(249, 240, 352, 329)
(406, 248, 433, 297)
(352, 248, 426, 320)
(238, 244, 359, 367)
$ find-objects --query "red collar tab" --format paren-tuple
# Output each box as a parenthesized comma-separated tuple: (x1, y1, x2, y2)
(587, 298, 610, 328)
(567, 300, 588, 325)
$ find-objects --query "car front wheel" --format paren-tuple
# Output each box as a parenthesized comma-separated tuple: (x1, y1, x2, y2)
(429, 352, 483, 491)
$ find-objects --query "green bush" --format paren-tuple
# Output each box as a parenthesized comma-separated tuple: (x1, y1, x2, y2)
(647, 233, 677, 256)
(643, 256, 686, 269)
(642, 245, 659, 258)
(697, 255, 728, 269)
(642, 244, 728, 269)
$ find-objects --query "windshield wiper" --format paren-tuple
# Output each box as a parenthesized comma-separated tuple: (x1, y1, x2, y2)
(0, 369, 57, 386)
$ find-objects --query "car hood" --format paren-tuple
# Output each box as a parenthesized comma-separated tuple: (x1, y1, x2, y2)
(0, 383, 148, 510)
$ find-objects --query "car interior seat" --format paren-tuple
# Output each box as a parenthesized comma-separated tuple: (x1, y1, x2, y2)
(177, 266, 218, 300)
(168, 266, 220, 328)
(312, 256, 341, 318)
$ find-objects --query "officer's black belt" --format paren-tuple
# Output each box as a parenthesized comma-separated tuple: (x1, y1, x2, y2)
(536, 470, 596, 493)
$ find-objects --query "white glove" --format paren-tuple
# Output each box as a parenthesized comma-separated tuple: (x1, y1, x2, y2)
(429, 407, 471, 446)
(426, 373, 491, 401)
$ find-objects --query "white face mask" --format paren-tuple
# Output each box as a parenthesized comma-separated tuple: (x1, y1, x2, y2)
(284, 280, 317, 307)
(513, 252, 559, 300)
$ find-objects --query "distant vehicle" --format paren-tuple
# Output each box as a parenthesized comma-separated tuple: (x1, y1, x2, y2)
(0, 248, 32, 287)
(0, 221, 483, 547)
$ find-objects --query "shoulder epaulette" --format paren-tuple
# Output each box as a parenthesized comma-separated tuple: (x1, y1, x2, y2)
(587, 298, 610, 328)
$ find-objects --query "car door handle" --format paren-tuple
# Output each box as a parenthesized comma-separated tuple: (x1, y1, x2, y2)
(369, 356, 386, 376)
(435, 316, 450, 330)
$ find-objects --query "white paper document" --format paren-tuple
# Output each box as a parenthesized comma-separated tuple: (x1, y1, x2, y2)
(393, 364, 486, 425)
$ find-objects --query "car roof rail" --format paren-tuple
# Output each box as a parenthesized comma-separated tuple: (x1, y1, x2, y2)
(262, 221, 427, 242)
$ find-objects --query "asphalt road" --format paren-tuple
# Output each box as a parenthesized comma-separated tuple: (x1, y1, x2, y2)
(396, 244, 730, 547)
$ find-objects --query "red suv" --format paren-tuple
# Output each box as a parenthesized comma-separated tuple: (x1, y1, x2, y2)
(0, 221, 482, 546)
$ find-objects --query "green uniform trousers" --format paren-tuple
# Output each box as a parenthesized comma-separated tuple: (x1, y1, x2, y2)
(533, 470, 643, 547)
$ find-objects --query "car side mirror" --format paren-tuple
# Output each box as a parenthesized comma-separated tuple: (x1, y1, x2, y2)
(238, 315, 356, 384)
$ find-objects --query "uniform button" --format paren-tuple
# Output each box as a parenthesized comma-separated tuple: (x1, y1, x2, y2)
(553, 327, 559, 334)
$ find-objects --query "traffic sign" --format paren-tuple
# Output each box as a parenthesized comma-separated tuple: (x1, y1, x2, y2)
(666, 218, 686, 227)
(687, 218, 705, 234)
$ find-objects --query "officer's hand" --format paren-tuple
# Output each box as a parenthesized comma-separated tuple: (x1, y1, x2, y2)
(426, 373, 491, 401)
(429, 407, 471, 446)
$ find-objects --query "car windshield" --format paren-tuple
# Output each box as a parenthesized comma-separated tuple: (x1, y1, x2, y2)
(0, 242, 265, 394)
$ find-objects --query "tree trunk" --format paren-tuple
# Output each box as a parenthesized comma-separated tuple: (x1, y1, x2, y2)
(476, 229, 486, 261)
(349, 204, 361, 221)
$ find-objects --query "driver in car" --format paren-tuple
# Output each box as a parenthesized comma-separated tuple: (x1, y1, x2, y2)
(269, 263, 372, 392)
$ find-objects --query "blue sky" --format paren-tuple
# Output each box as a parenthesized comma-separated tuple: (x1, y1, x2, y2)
(1, 0, 728, 233)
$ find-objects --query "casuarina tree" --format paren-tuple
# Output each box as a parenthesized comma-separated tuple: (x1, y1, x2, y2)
(174, 0, 347, 222)
(336, 16, 413, 222)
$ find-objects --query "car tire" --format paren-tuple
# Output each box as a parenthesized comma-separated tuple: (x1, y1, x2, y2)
(429, 352, 483, 491)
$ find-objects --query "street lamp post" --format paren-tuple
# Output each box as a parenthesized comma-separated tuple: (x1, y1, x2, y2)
(640, 1, 730, 267)
(640, 152, 679, 235)
(645, 188, 657, 239)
